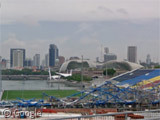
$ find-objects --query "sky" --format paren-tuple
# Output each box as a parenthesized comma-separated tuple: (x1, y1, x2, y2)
(0, 0, 159, 63)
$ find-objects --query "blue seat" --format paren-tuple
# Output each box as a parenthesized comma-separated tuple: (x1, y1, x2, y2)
(115, 69, 160, 86)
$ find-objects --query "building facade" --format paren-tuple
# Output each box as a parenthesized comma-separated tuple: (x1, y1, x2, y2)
(10, 48, 25, 68)
(49, 44, 59, 67)
(146, 54, 151, 65)
(127, 46, 137, 63)
(33, 54, 40, 68)
(58, 56, 65, 66)
(45, 54, 49, 67)
(24, 58, 33, 67)
(104, 53, 117, 62)
(104, 47, 117, 62)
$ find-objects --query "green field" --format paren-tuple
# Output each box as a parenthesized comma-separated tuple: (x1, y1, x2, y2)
(2, 90, 78, 100)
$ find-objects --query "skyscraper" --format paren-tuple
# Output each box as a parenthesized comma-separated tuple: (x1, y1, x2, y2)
(146, 54, 151, 65)
(24, 58, 33, 67)
(127, 46, 137, 63)
(104, 47, 109, 54)
(49, 44, 59, 67)
(58, 56, 65, 66)
(33, 54, 40, 68)
(45, 54, 49, 67)
(10, 48, 25, 68)
(104, 47, 117, 62)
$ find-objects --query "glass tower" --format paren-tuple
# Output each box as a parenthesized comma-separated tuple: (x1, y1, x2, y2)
(49, 44, 59, 67)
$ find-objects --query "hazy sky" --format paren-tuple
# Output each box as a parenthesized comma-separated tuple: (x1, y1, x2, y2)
(0, 0, 159, 63)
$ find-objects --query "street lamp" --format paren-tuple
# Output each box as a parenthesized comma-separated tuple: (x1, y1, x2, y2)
(81, 55, 84, 90)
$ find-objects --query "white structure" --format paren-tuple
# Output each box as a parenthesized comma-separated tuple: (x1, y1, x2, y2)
(103, 60, 143, 71)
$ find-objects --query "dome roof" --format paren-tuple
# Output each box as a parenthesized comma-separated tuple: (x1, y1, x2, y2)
(59, 59, 97, 72)
(102, 60, 143, 71)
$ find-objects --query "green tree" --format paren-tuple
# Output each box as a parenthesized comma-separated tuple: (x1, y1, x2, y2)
(66, 74, 92, 82)
(103, 69, 116, 76)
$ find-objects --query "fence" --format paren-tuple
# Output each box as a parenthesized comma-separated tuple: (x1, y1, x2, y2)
(46, 109, 160, 120)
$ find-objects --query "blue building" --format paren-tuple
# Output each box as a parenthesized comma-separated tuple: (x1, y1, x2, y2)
(49, 44, 59, 67)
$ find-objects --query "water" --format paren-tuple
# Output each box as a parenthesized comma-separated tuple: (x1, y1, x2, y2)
(2, 80, 78, 90)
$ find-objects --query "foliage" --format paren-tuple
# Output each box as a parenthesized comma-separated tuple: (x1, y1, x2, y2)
(154, 65, 160, 68)
(67, 74, 92, 82)
(103, 68, 116, 76)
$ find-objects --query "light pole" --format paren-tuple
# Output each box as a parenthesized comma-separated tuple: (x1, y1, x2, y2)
(105, 62, 107, 79)
(81, 55, 84, 91)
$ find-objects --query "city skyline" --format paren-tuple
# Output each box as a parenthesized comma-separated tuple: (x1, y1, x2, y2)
(0, 0, 159, 63)
(0, 43, 159, 64)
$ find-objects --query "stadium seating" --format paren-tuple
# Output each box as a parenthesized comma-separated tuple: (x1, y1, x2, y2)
(114, 69, 160, 87)
(113, 69, 154, 82)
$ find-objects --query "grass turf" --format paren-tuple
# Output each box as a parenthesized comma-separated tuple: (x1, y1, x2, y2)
(2, 90, 78, 100)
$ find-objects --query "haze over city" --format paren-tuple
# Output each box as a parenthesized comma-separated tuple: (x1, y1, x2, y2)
(0, 0, 159, 63)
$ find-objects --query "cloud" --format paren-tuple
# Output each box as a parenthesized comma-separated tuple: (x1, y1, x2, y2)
(117, 8, 128, 15)
(19, 15, 40, 26)
(0, 33, 71, 60)
(2, 34, 25, 47)
(1, 34, 26, 59)
(76, 23, 93, 33)
(98, 6, 113, 13)
(0, 0, 159, 24)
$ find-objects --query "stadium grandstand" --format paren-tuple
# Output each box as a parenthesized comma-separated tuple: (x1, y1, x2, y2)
(113, 69, 160, 90)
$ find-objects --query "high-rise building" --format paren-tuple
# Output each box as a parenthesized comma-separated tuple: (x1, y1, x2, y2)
(10, 48, 25, 68)
(127, 46, 137, 63)
(146, 54, 151, 65)
(0, 59, 7, 69)
(104, 48, 117, 62)
(58, 56, 65, 66)
(104, 53, 117, 62)
(33, 54, 40, 68)
(24, 58, 33, 67)
(49, 44, 59, 67)
(45, 54, 49, 67)
(104, 47, 109, 54)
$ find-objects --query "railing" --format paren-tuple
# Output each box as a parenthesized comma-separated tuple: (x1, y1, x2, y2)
(45, 109, 160, 120)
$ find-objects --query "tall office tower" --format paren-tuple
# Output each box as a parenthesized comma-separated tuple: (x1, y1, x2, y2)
(49, 44, 59, 67)
(58, 56, 65, 66)
(1, 59, 7, 69)
(24, 58, 33, 67)
(104, 47, 109, 54)
(104, 53, 117, 62)
(146, 54, 151, 65)
(127, 46, 137, 63)
(104, 47, 117, 62)
(33, 54, 40, 68)
(45, 54, 49, 67)
(10, 48, 25, 68)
